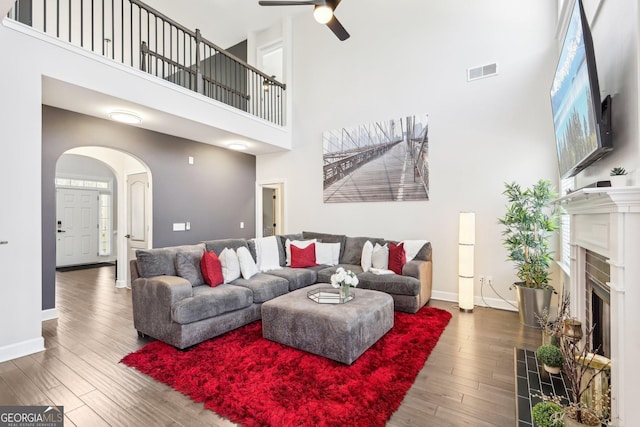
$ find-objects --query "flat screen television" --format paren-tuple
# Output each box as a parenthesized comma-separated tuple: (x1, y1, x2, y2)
(550, 0, 612, 179)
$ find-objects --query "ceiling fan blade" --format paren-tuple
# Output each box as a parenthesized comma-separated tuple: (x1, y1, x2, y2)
(258, 1, 320, 5)
(326, 16, 350, 41)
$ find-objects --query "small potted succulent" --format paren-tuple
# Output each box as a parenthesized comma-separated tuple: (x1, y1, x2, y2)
(609, 167, 627, 187)
(537, 344, 564, 374)
(532, 401, 564, 427)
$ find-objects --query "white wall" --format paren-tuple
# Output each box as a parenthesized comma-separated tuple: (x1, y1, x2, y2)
(0, 16, 286, 361)
(257, 0, 560, 307)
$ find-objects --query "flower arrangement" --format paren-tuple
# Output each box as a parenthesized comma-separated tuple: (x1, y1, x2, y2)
(330, 267, 359, 300)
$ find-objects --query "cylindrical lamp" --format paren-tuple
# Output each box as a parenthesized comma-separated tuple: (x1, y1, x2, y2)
(458, 212, 475, 312)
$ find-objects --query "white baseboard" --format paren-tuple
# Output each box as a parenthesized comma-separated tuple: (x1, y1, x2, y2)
(42, 308, 58, 321)
(0, 337, 45, 363)
(116, 279, 128, 289)
(431, 290, 518, 312)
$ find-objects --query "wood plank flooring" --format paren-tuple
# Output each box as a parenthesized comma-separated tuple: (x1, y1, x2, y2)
(0, 266, 540, 426)
(323, 143, 429, 203)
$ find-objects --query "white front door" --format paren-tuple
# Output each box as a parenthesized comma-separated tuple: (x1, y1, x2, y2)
(56, 188, 99, 266)
(127, 172, 149, 279)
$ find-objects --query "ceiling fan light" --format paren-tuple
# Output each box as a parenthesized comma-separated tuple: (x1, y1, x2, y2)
(313, 5, 333, 24)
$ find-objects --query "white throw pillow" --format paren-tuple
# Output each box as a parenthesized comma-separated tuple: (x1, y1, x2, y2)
(219, 248, 241, 283)
(402, 240, 428, 261)
(316, 242, 341, 266)
(372, 243, 389, 270)
(285, 239, 317, 266)
(361, 240, 374, 272)
(254, 236, 281, 272)
(236, 246, 259, 279)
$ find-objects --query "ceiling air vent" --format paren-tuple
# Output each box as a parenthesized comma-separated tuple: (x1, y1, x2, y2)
(467, 63, 498, 82)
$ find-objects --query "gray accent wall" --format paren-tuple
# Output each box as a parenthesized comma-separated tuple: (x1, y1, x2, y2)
(42, 105, 256, 310)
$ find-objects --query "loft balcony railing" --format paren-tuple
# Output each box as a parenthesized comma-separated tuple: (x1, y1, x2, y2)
(7, 0, 286, 126)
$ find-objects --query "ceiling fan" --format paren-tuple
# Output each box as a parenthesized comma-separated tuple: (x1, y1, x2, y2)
(258, 0, 350, 41)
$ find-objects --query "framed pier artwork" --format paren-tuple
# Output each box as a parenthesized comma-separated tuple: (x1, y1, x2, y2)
(322, 114, 429, 203)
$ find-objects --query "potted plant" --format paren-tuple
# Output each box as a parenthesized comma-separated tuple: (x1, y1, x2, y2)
(609, 167, 627, 187)
(498, 180, 559, 327)
(532, 401, 563, 427)
(537, 344, 564, 374)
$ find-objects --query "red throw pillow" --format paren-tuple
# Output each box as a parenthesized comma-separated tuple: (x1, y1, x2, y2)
(388, 242, 406, 275)
(290, 243, 318, 268)
(201, 250, 224, 287)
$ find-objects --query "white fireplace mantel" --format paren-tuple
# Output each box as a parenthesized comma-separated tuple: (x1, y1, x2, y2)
(557, 186, 640, 427)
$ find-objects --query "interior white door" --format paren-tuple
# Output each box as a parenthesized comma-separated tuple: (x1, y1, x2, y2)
(56, 188, 99, 266)
(127, 172, 149, 275)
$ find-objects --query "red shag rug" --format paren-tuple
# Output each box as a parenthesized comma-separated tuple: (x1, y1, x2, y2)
(121, 306, 452, 426)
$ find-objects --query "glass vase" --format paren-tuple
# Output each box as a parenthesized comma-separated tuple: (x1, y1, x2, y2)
(341, 283, 350, 301)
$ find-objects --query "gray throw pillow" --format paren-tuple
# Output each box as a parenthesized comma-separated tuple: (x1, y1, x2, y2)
(175, 250, 206, 286)
(136, 243, 205, 278)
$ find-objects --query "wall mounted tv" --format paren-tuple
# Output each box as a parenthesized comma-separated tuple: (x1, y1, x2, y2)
(550, 0, 612, 179)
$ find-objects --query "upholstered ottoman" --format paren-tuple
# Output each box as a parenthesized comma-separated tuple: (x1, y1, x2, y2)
(261, 283, 394, 365)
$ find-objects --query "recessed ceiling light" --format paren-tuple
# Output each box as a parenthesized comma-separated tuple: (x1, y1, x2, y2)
(228, 143, 248, 151)
(108, 111, 142, 124)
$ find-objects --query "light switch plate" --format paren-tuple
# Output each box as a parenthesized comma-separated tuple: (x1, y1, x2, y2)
(173, 223, 186, 231)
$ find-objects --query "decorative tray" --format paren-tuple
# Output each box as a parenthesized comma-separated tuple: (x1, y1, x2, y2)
(307, 288, 354, 304)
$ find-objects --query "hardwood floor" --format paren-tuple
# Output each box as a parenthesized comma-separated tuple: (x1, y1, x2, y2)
(0, 267, 540, 426)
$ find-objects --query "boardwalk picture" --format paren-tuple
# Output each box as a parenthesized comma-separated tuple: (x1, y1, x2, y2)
(323, 114, 429, 203)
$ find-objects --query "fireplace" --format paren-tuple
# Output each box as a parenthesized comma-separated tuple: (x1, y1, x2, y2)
(558, 186, 640, 426)
(585, 250, 610, 358)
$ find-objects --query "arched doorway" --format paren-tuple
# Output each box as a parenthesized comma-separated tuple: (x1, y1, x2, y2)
(55, 147, 152, 289)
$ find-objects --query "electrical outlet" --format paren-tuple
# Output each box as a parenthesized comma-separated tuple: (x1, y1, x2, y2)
(479, 275, 485, 285)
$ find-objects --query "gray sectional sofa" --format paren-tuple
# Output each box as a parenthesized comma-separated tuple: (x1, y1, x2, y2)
(130, 231, 432, 349)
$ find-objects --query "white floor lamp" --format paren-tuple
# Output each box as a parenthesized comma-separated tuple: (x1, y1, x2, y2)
(458, 212, 475, 312)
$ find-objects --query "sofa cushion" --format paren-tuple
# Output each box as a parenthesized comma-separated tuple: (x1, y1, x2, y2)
(237, 246, 259, 279)
(219, 248, 241, 283)
(175, 250, 206, 286)
(361, 240, 374, 272)
(277, 233, 303, 266)
(315, 242, 341, 266)
(285, 239, 316, 266)
(291, 243, 318, 268)
(357, 272, 421, 296)
(372, 243, 389, 270)
(232, 273, 289, 303)
(200, 251, 224, 287)
(341, 236, 385, 265)
(388, 242, 406, 275)
(302, 231, 346, 260)
(171, 284, 253, 324)
(203, 239, 249, 256)
(136, 243, 205, 278)
(412, 241, 432, 262)
(266, 267, 317, 291)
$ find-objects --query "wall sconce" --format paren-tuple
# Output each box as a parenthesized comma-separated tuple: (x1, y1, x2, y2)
(458, 212, 475, 312)
(262, 75, 277, 92)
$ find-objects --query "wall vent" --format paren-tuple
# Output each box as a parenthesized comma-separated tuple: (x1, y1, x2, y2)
(467, 63, 498, 82)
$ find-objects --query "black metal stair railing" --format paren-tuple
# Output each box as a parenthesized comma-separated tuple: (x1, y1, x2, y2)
(7, 0, 286, 126)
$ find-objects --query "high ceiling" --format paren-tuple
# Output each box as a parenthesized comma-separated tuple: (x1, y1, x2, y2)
(144, 0, 304, 48)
